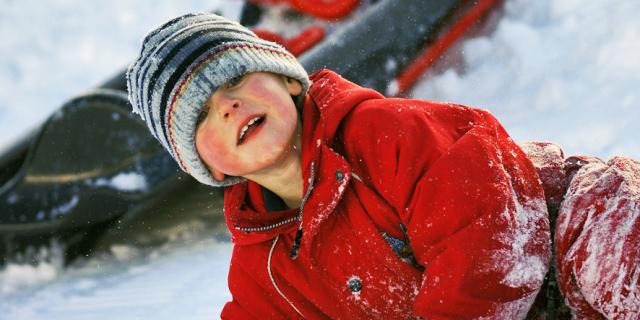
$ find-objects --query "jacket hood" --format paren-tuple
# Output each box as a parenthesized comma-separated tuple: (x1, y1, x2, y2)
(223, 69, 384, 246)
(305, 69, 384, 144)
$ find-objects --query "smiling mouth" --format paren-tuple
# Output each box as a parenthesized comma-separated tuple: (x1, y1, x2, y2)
(237, 116, 265, 145)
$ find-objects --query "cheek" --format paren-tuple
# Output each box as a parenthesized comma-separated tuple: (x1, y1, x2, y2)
(195, 128, 237, 174)
(273, 105, 298, 139)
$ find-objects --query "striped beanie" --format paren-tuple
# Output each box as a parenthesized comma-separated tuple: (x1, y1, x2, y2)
(126, 13, 310, 187)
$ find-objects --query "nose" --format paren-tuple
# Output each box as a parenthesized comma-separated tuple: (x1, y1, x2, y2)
(215, 96, 240, 120)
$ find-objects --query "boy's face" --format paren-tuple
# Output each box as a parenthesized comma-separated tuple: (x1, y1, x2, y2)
(195, 72, 302, 181)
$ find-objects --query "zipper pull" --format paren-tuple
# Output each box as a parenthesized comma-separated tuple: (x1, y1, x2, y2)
(290, 229, 303, 259)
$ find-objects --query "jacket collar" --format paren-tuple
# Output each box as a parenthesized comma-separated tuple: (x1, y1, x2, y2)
(223, 70, 383, 247)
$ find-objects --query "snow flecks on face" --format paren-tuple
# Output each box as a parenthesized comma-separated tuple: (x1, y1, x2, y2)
(86, 172, 148, 192)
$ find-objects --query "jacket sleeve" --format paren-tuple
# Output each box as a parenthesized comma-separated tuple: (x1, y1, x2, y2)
(340, 100, 551, 319)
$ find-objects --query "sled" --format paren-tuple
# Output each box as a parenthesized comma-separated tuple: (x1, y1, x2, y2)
(0, 0, 501, 263)
(0, 90, 220, 262)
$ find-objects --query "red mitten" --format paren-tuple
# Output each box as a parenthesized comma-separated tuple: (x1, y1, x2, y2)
(555, 156, 640, 319)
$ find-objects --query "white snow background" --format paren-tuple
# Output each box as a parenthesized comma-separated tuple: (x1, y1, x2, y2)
(0, 0, 638, 319)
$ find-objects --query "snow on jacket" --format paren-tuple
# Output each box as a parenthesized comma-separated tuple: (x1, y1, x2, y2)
(220, 70, 551, 319)
(522, 142, 640, 319)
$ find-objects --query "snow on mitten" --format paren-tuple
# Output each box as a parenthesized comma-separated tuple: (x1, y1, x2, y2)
(519, 141, 567, 211)
(555, 156, 640, 319)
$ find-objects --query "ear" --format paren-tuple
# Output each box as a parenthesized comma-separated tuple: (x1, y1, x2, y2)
(285, 77, 303, 96)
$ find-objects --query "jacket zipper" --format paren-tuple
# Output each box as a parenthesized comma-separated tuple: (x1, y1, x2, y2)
(234, 163, 316, 236)
(235, 216, 299, 233)
(268, 235, 306, 318)
(264, 165, 360, 318)
(266, 162, 316, 318)
(289, 162, 315, 259)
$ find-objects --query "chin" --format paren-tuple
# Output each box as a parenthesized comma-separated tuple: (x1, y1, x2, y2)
(258, 148, 285, 164)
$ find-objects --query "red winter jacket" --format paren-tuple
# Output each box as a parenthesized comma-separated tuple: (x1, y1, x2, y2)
(220, 70, 551, 319)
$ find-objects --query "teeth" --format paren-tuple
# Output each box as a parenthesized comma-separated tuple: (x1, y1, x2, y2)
(239, 116, 262, 143)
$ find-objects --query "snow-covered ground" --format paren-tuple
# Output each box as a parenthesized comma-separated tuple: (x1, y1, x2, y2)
(0, 239, 232, 319)
(0, 0, 638, 319)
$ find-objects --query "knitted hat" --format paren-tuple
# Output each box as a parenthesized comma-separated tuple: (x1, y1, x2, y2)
(126, 13, 310, 187)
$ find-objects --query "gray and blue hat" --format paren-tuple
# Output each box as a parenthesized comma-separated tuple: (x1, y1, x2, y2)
(126, 13, 310, 187)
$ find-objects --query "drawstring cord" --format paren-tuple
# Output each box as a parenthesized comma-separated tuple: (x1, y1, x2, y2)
(266, 162, 315, 318)
(290, 162, 316, 260)
(269, 235, 306, 318)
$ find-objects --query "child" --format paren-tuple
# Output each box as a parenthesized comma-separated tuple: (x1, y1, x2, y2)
(127, 13, 555, 319)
